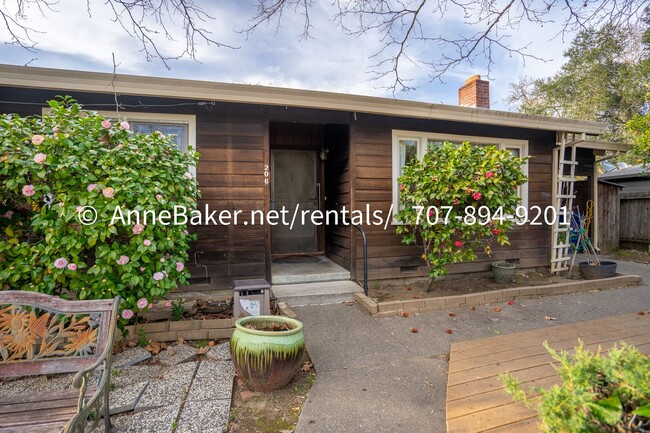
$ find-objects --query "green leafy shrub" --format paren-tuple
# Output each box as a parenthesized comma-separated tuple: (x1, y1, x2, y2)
(501, 341, 650, 432)
(395, 141, 528, 278)
(0, 97, 200, 324)
(627, 111, 650, 166)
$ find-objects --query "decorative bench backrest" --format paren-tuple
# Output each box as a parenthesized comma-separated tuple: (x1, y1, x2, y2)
(0, 291, 119, 379)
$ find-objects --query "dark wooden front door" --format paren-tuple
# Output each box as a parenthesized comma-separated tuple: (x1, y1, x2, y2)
(271, 150, 320, 254)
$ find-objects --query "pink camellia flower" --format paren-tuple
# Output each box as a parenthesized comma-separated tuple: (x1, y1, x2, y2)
(160, 257, 165, 263)
(32, 135, 45, 145)
(183, 230, 189, 235)
(454, 241, 463, 247)
(399, 184, 405, 191)
(184, 172, 192, 179)
(87, 184, 98, 192)
(121, 309, 134, 320)
(156, 194, 163, 201)
(3, 211, 13, 219)
(116, 255, 130, 265)
(139, 267, 146, 272)
(492, 229, 501, 235)
(33, 153, 47, 164)
(52, 126, 59, 132)
(137, 298, 148, 309)
(54, 257, 68, 269)
(452, 199, 460, 205)
(76, 206, 84, 213)
(102, 187, 115, 198)
(428, 209, 434, 218)
(165, 301, 172, 308)
(67, 263, 77, 271)
(472, 192, 482, 201)
(132, 224, 145, 235)
(101, 120, 111, 128)
(176, 262, 184, 272)
(485, 171, 494, 179)
(143, 239, 152, 247)
(120, 121, 130, 130)
(153, 272, 164, 281)
(22, 184, 35, 197)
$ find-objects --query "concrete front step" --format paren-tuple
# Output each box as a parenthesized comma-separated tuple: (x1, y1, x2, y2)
(271, 256, 351, 285)
(272, 280, 363, 306)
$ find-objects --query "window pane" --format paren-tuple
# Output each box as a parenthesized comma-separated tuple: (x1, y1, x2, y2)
(508, 147, 520, 158)
(427, 139, 464, 149)
(132, 122, 187, 152)
(399, 139, 418, 173)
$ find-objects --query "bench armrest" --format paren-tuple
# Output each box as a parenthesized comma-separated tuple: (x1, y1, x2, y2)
(65, 297, 120, 432)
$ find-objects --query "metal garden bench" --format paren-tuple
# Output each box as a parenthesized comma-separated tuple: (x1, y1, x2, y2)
(0, 292, 120, 433)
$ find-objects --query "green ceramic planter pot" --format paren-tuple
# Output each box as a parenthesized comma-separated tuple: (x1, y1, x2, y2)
(492, 261, 516, 284)
(230, 315, 305, 392)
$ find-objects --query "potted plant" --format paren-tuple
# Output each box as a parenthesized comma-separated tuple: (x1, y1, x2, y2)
(579, 260, 617, 279)
(492, 261, 516, 283)
(230, 315, 305, 392)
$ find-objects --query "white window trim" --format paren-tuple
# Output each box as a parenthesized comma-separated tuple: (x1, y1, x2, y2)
(43, 108, 197, 177)
(392, 130, 529, 220)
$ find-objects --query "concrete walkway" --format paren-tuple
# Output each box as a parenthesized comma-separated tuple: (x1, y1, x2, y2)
(294, 258, 650, 433)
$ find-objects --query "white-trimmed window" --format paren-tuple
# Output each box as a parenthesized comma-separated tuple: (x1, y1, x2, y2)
(98, 111, 197, 176)
(392, 130, 528, 216)
(98, 111, 196, 152)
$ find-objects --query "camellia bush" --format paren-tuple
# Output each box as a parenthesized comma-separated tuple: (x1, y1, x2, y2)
(0, 97, 199, 326)
(396, 141, 529, 278)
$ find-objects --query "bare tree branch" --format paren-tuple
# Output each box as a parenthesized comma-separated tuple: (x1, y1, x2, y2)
(0, 0, 238, 69)
(243, 0, 648, 92)
(242, 0, 314, 40)
(1, 0, 647, 93)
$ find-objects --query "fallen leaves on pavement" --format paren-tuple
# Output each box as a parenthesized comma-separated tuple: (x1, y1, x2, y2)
(544, 316, 557, 321)
(445, 329, 453, 334)
(449, 312, 457, 318)
(410, 327, 419, 333)
(493, 307, 501, 312)
(301, 361, 313, 371)
(398, 310, 411, 318)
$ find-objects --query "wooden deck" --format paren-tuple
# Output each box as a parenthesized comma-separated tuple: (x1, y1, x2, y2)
(446, 313, 650, 433)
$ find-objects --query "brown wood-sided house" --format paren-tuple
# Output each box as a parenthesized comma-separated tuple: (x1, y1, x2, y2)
(0, 66, 630, 293)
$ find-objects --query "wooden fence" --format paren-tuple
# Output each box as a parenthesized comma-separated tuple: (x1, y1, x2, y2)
(619, 191, 650, 251)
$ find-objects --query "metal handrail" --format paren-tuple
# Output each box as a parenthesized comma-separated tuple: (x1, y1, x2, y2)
(351, 223, 369, 296)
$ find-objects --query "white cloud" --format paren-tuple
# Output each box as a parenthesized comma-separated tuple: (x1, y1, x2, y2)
(0, 1, 576, 111)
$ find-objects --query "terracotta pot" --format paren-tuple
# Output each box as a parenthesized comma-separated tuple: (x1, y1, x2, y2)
(230, 315, 304, 392)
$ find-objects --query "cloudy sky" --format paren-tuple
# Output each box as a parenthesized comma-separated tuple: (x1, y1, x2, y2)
(0, 1, 578, 111)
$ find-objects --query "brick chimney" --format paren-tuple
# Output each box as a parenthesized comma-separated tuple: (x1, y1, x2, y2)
(458, 75, 490, 109)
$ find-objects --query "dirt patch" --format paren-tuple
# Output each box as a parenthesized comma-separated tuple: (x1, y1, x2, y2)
(605, 249, 650, 265)
(228, 358, 315, 433)
(369, 271, 583, 302)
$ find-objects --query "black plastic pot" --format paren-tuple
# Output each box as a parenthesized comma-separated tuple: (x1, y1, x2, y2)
(578, 261, 617, 280)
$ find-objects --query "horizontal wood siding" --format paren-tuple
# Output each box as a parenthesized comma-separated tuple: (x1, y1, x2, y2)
(194, 108, 268, 286)
(351, 114, 556, 280)
(324, 124, 351, 269)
